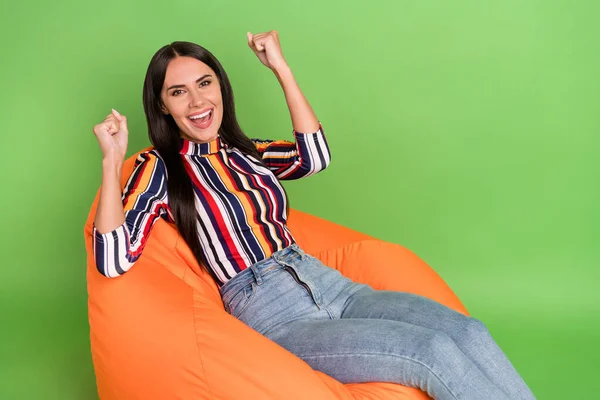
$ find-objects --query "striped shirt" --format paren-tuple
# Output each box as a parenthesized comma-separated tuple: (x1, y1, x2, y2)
(93, 123, 330, 284)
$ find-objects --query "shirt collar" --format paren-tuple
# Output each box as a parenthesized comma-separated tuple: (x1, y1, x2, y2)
(179, 136, 227, 156)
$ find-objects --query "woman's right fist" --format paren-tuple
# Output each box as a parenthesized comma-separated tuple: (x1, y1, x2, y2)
(93, 109, 129, 161)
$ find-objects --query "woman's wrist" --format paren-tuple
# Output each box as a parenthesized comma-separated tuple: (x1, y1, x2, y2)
(102, 155, 124, 176)
(272, 63, 293, 85)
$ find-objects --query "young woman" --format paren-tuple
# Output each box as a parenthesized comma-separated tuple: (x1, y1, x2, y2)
(92, 30, 535, 400)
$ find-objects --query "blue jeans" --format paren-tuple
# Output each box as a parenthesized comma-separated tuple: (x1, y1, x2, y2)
(219, 244, 535, 400)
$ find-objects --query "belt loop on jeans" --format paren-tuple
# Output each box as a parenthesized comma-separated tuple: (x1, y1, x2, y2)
(292, 244, 306, 260)
(250, 264, 263, 285)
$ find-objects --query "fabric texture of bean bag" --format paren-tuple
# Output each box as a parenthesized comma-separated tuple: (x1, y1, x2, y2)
(83, 147, 469, 400)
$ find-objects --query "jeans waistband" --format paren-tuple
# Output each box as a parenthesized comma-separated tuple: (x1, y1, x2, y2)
(219, 243, 306, 303)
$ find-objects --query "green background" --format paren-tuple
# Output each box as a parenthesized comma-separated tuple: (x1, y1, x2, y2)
(1, 0, 598, 398)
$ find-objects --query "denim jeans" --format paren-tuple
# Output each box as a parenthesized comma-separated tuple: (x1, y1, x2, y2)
(219, 244, 535, 400)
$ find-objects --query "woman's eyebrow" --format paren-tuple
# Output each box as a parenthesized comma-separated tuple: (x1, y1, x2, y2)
(167, 74, 212, 91)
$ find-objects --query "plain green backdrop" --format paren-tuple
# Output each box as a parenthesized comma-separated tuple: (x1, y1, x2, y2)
(1, 0, 598, 398)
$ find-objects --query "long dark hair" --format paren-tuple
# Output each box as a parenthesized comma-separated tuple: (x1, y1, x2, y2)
(142, 41, 268, 282)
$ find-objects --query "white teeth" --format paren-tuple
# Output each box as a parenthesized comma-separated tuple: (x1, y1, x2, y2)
(189, 110, 211, 120)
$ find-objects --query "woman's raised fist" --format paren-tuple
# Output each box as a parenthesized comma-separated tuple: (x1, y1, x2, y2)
(93, 108, 129, 161)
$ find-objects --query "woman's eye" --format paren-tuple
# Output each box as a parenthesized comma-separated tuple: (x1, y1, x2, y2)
(172, 81, 209, 96)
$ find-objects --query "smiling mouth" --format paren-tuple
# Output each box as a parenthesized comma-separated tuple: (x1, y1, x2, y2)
(188, 109, 213, 129)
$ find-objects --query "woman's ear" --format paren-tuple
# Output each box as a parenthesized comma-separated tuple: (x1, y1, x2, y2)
(161, 104, 169, 115)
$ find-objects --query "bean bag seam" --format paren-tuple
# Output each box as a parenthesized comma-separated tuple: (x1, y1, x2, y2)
(191, 290, 217, 400)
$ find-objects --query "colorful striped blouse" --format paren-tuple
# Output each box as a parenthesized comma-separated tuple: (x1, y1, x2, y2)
(93, 123, 330, 284)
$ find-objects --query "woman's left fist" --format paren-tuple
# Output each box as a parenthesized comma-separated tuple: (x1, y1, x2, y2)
(247, 30, 288, 71)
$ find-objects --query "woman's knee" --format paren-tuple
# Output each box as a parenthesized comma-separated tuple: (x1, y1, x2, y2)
(418, 330, 463, 366)
(459, 316, 493, 345)
(418, 318, 491, 358)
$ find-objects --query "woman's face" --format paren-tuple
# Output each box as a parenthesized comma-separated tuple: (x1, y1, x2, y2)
(160, 56, 224, 143)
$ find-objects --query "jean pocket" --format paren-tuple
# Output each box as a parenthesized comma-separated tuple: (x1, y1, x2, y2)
(225, 282, 256, 318)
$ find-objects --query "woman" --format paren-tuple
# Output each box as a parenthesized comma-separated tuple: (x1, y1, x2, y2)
(92, 31, 535, 400)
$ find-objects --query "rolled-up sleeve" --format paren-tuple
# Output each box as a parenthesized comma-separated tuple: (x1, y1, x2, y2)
(251, 122, 331, 180)
(93, 150, 170, 278)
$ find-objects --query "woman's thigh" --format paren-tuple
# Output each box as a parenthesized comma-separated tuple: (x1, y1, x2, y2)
(337, 287, 474, 332)
(337, 288, 537, 398)
(264, 317, 507, 400)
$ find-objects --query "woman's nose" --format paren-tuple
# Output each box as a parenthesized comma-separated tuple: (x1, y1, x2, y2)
(189, 90, 205, 108)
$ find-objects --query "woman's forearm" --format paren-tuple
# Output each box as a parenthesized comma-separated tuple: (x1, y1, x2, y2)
(273, 64, 320, 134)
(94, 157, 126, 234)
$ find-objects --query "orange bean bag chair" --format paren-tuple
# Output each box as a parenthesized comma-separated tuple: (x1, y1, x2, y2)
(83, 147, 469, 400)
